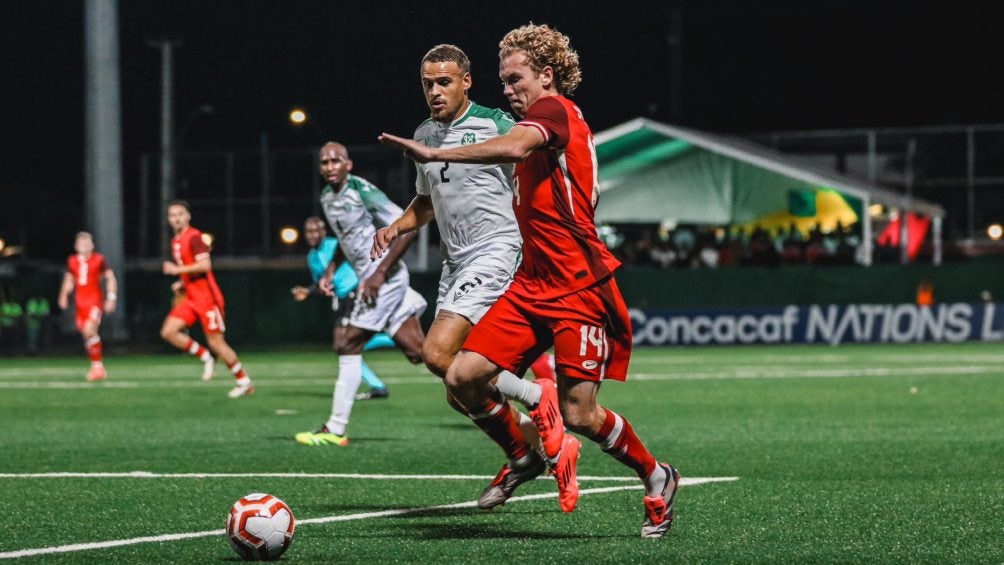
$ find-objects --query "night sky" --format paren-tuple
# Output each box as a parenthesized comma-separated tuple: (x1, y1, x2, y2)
(2, 1, 1001, 259)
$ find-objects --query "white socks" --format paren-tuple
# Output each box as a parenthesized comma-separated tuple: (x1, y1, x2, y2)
(495, 370, 542, 408)
(327, 354, 362, 436)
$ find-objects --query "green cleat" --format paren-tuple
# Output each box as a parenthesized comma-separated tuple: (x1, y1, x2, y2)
(294, 426, 349, 447)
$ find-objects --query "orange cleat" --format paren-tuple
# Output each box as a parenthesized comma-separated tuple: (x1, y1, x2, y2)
(529, 378, 564, 460)
(552, 434, 581, 513)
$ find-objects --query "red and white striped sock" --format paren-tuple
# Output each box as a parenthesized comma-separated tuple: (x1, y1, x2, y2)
(228, 360, 249, 384)
(85, 336, 103, 364)
(184, 337, 213, 362)
(586, 407, 658, 480)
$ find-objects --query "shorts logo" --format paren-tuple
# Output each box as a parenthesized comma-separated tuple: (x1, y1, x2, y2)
(461, 132, 477, 145)
(453, 276, 483, 301)
(581, 360, 599, 370)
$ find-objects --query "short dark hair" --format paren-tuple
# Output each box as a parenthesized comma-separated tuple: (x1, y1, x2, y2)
(421, 44, 471, 74)
(167, 199, 190, 212)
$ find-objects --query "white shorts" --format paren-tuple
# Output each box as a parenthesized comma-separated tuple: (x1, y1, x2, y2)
(436, 243, 519, 325)
(346, 266, 427, 336)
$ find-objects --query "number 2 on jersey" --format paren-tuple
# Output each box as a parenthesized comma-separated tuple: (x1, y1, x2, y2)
(439, 162, 450, 183)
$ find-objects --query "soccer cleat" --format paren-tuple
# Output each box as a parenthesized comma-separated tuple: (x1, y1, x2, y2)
(201, 358, 215, 381)
(477, 451, 546, 510)
(641, 463, 681, 539)
(355, 387, 389, 400)
(85, 366, 107, 382)
(294, 426, 349, 447)
(529, 378, 564, 460)
(551, 434, 581, 513)
(227, 382, 255, 398)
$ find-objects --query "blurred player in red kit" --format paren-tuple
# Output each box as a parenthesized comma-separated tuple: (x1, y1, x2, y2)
(160, 200, 254, 398)
(379, 23, 679, 538)
(57, 231, 118, 381)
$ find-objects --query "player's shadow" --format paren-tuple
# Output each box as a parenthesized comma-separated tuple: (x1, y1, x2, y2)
(393, 520, 610, 540)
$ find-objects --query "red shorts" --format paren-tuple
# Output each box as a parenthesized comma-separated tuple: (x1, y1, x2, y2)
(464, 276, 633, 382)
(169, 298, 226, 334)
(75, 303, 102, 332)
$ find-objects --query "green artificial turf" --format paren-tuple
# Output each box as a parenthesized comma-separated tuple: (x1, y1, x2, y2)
(1, 343, 1001, 563)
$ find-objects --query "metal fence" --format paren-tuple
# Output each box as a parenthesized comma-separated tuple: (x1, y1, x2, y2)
(134, 144, 413, 259)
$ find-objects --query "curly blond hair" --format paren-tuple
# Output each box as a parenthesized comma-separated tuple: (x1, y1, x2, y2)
(499, 23, 582, 96)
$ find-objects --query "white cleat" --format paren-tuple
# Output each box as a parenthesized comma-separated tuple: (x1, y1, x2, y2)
(201, 358, 215, 381)
(227, 382, 255, 398)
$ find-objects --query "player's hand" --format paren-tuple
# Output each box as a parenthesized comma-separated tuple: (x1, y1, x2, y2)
(318, 274, 335, 297)
(359, 272, 385, 304)
(57, 295, 68, 310)
(162, 261, 180, 276)
(378, 133, 436, 163)
(371, 226, 399, 260)
(171, 281, 184, 296)
(291, 286, 310, 302)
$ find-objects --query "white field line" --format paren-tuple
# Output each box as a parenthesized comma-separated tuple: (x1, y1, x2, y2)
(0, 363, 999, 390)
(0, 477, 736, 560)
(0, 471, 656, 481)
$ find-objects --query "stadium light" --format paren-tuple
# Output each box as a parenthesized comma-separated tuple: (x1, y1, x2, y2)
(280, 227, 299, 245)
(289, 108, 307, 125)
(200, 232, 214, 248)
(988, 223, 1003, 241)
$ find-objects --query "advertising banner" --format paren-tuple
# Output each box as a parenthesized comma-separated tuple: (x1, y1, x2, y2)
(630, 303, 1004, 346)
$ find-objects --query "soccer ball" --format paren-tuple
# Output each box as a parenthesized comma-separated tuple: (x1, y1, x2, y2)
(226, 493, 295, 561)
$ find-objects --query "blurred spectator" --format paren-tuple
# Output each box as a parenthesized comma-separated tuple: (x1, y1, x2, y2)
(25, 296, 50, 355)
(649, 240, 677, 268)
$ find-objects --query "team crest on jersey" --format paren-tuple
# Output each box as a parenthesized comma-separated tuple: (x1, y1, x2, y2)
(461, 132, 476, 145)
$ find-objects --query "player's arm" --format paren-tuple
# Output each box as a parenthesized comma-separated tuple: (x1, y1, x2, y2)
(371, 195, 435, 260)
(162, 255, 210, 276)
(360, 230, 417, 303)
(102, 268, 118, 313)
(318, 246, 346, 297)
(57, 272, 74, 310)
(379, 125, 544, 164)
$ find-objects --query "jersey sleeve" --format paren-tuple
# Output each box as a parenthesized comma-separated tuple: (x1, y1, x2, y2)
(414, 162, 430, 196)
(96, 254, 109, 274)
(360, 184, 405, 229)
(517, 97, 570, 150)
(188, 232, 211, 260)
(66, 256, 76, 276)
(332, 261, 360, 299)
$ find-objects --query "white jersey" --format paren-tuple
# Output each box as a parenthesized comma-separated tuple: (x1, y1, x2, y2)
(320, 175, 406, 281)
(414, 101, 522, 267)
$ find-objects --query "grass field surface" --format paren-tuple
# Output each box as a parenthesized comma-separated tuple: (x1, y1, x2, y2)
(1, 343, 1002, 563)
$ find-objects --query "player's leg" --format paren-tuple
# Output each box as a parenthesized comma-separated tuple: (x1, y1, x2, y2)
(552, 279, 679, 536)
(205, 332, 253, 398)
(305, 324, 372, 443)
(354, 360, 389, 400)
(161, 303, 215, 380)
(80, 308, 105, 381)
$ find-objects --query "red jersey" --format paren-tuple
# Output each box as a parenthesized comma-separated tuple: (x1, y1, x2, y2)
(67, 253, 108, 306)
(510, 95, 620, 299)
(171, 226, 224, 308)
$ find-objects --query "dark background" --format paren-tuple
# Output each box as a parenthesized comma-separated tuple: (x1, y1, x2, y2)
(1, 0, 1000, 260)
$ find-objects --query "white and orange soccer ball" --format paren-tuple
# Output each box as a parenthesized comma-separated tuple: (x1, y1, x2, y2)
(226, 493, 295, 561)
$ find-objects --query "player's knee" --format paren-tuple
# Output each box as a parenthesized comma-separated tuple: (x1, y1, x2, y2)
(159, 325, 174, 341)
(421, 342, 452, 377)
(558, 398, 600, 435)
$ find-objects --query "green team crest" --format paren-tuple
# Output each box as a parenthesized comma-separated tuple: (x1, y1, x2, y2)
(461, 132, 477, 145)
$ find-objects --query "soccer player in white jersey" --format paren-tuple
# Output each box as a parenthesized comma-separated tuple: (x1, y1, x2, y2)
(371, 44, 578, 512)
(294, 142, 427, 447)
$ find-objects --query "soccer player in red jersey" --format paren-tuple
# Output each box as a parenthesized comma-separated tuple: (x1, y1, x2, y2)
(57, 231, 118, 381)
(160, 200, 255, 398)
(379, 24, 680, 538)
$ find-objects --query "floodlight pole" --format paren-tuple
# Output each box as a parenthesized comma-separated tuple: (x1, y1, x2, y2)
(148, 39, 181, 258)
